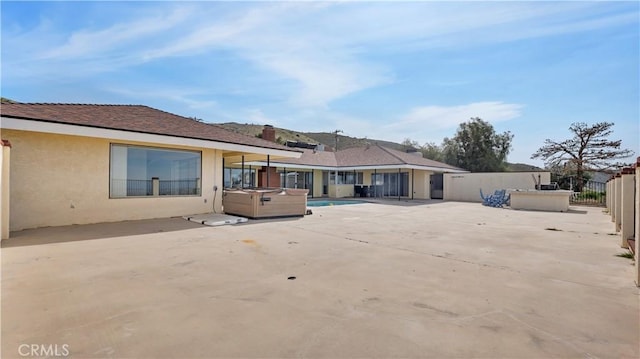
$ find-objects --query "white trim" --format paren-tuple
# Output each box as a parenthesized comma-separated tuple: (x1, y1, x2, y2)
(0, 117, 301, 158)
(242, 162, 336, 170)
(241, 161, 467, 173)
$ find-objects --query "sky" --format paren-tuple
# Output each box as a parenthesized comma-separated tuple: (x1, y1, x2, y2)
(2, 1, 638, 167)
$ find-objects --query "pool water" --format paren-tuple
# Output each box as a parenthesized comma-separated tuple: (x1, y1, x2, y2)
(307, 200, 366, 207)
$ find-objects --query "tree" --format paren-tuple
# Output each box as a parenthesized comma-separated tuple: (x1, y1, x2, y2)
(531, 122, 633, 192)
(421, 142, 444, 162)
(442, 117, 513, 172)
(401, 138, 420, 151)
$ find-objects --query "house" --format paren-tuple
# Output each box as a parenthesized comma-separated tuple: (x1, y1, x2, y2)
(0, 103, 301, 235)
(224, 126, 467, 200)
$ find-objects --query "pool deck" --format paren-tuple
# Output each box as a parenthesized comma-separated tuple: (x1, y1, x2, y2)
(2, 201, 638, 358)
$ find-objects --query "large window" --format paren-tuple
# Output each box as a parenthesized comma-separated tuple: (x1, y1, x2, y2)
(110, 144, 201, 198)
(370, 172, 409, 197)
(224, 168, 256, 188)
(330, 171, 363, 185)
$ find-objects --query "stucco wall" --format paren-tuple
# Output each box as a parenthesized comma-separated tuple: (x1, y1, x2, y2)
(329, 184, 354, 198)
(620, 173, 635, 248)
(411, 170, 431, 200)
(1, 139, 10, 239)
(4, 129, 222, 231)
(312, 170, 324, 198)
(444, 172, 551, 203)
(635, 159, 640, 286)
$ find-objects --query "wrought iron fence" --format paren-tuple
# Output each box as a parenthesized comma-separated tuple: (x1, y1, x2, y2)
(159, 179, 200, 196)
(570, 180, 606, 206)
(111, 179, 200, 197)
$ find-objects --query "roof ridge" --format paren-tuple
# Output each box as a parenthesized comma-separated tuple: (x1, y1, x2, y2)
(377, 144, 407, 163)
(6, 103, 143, 107)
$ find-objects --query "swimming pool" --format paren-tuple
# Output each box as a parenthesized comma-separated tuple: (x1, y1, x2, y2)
(307, 200, 366, 207)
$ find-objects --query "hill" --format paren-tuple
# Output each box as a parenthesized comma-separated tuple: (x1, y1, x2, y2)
(303, 132, 409, 152)
(506, 162, 545, 172)
(215, 123, 409, 151)
(215, 122, 543, 171)
(215, 122, 319, 145)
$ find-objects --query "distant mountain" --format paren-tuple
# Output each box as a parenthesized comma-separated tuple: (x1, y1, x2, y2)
(215, 122, 319, 145)
(215, 122, 543, 171)
(506, 162, 545, 172)
(215, 122, 409, 151)
(303, 132, 409, 152)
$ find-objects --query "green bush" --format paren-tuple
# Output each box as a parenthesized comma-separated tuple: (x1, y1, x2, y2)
(575, 190, 605, 200)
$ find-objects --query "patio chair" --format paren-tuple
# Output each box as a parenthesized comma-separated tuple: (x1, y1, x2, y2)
(481, 189, 509, 208)
(479, 189, 492, 206)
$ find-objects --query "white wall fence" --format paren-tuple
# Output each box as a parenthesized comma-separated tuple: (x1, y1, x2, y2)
(605, 159, 639, 287)
(443, 172, 551, 203)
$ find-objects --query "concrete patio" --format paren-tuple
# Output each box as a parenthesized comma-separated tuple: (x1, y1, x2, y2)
(2, 201, 638, 358)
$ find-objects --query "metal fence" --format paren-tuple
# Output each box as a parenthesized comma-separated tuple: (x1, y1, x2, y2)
(570, 180, 606, 206)
(111, 179, 200, 197)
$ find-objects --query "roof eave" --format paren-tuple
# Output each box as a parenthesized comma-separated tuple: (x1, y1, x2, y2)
(1, 116, 301, 158)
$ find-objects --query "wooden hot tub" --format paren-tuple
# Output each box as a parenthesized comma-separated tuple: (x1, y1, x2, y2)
(222, 188, 309, 219)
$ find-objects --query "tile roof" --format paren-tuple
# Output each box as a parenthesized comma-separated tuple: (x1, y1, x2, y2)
(337, 145, 463, 170)
(0, 103, 296, 152)
(271, 144, 464, 171)
(271, 148, 338, 167)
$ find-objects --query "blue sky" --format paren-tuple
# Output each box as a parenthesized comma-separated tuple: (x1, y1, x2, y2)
(2, 1, 638, 166)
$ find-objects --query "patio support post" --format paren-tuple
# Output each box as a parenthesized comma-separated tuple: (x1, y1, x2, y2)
(284, 167, 287, 188)
(241, 155, 245, 189)
(249, 165, 252, 187)
(412, 168, 414, 200)
(374, 169, 378, 198)
(267, 155, 270, 188)
(398, 168, 401, 201)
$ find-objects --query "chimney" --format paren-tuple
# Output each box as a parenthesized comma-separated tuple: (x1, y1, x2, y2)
(262, 125, 276, 142)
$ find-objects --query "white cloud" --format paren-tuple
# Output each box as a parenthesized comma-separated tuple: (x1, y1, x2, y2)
(42, 7, 193, 60)
(107, 87, 217, 112)
(395, 102, 524, 131)
(244, 108, 280, 127)
(306, 102, 525, 145)
(3, 1, 636, 109)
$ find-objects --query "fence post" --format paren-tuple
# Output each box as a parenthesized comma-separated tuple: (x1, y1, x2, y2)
(152, 177, 159, 197)
(620, 168, 635, 248)
(634, 157, 639, 287)
(614, 174, 622, 232)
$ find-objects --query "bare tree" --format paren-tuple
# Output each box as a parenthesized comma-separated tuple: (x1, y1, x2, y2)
(531, 122, 633, 192)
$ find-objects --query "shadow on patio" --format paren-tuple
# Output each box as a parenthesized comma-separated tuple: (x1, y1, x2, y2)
(3, 217, 204, 248)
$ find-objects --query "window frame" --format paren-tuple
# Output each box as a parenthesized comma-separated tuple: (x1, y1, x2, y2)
(109, 143, 203, 198)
